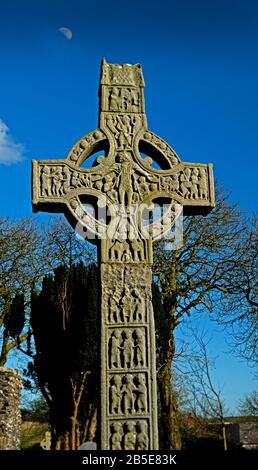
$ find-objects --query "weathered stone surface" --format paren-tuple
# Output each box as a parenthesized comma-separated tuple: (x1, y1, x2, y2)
(31, 59, 215, 450)
(0, 367, 22, 450)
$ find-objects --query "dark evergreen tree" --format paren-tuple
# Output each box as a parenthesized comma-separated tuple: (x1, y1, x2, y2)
(4, 293, 25, 339)
(30, 262, 99, 449)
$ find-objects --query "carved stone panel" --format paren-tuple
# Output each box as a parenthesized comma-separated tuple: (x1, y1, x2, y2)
(101, 261, 157, 450)
(109, 419, 149, 451)
(108, 328, 147, 368)
(108, 372, 148, 416)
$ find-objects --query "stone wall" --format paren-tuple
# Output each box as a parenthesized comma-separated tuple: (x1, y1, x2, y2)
(0, 367, 22, 450)
(239, 422, 258, 449)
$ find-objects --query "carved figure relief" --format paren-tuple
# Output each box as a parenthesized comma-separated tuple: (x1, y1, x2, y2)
(108, 87, 140, 113)
(109, 239, 145, 263)
(124, 421, 136, 450)
(109, 420, 149, 450)
(135, 374, 148, 413)
(108, 288, 121, 323)
(135, 421, 149, 450)
(110, 422, 123, 450)
(40, 165, 93, 198)
(105, 114, 142, 150)
(108, 329, 147, 369)
(199, 168, 208, 199)
(120, 287, 132, 323)
(106, 286, 146, 325)
(132, 288, 145, 322)
(121, 330, 134, 367)
(121, 374, 136, 414)
(109, 375, 122, 415)
(41, 166, 52, 197)
(159, 167, 209, 200)
(134, 328, 145, 366)
(108, 373, 148, 415)
(109, 331, 122, 369)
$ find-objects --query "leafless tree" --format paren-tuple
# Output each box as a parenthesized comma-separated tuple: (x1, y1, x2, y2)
(176, 326, 228, 450)
(153, 186, 257, 448)
(0, 216, 95, 366)
(238, 390, 258, 417)
(215, 215, 258, 368)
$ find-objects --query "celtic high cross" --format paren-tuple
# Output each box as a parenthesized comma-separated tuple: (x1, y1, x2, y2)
(32, 59, 215, 450)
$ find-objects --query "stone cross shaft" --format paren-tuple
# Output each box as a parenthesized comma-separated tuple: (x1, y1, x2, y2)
(32, 59, 215, 450)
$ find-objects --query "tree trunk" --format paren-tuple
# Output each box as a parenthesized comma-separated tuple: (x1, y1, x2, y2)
(50, 401, 97, 449)
(157, 328, 182, 450)
(0, 331, 9, 366)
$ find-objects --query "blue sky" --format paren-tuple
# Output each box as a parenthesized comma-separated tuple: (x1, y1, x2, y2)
(0, 0, 257, 411)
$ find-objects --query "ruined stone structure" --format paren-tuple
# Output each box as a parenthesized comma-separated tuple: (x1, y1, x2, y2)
(0, 368, 22, 450)
(32, 60, 215, 449)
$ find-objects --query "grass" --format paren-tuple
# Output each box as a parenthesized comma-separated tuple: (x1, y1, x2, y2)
(21, 421, 50, 450)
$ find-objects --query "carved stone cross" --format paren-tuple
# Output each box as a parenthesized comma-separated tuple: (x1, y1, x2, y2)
(32, 59, 215, 450)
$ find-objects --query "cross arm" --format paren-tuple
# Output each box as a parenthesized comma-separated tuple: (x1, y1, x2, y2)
(130, 158, 215, 216)
(159, 161, 215, 216)
(31, 157, 118, 214)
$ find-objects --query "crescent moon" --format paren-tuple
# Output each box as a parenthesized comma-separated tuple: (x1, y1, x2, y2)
(58, 27, 73, 40)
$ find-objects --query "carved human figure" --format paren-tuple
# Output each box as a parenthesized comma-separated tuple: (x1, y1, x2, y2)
(129, 239, 144, 262)
(121, 374, 136, 414)
(93, 175, 103, 191)
(135, 375, 148, 413)
(110, 240, 124, 261)
(121, 88, 131, 111)
(62, 167, 71, 194)
(71, 170, 82, 188)
(52, 167, 63, 196)
(132, 114, 142, 130)
(131, 89, 139, 112)
(110, 375, 122, 415)
(109, 331, 122, 369)
(41, 166, 52, 196)
(110, 422, 123, 450)
(104, 172, 118, 202)
(109, 290, 120, 323)
(132, 172, 140, 193)
(161, 176, 171, 192)
(121, 331, 134, 368)
(106, 115, 119, 137)
(132, 288, 144, 322)
(124, 421, 137, 450)
(121, 245, 132, 262)
(115, 206, 129, 240)
(116, 116, 132, 149)
(120, 286, 132, 323)
(109, 87, 120, 111)
(134, 329, 145, 367)
(199, 168, 208, 199)
(170, 174, 179, 193)
(190, 167, 199, 199)
(80, 172, 91, 188)
(179, 169, 191, 198)
(117, 151, 134, 206)
(136, 421, 149, 450)
(139, 176, 149, 198)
